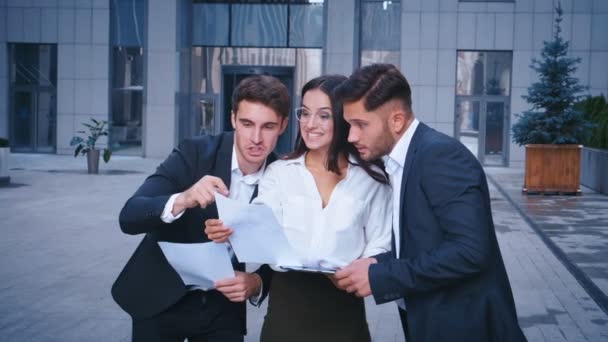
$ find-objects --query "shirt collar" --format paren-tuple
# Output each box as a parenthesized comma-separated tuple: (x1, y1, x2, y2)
(231, 145, 266, 185)
(383, 118, 420, 172)
(284, 152, 356, 169)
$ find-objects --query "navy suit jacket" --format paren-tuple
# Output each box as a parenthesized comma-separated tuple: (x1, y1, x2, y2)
(111, 132, 273, 334)
(369, 123, 526, 342)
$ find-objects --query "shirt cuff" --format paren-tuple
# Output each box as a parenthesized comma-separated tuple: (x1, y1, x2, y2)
(248, 280, 264, 306)
(161, 193, 185, 223)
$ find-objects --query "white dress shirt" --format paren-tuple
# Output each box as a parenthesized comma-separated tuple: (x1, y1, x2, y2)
(383, 118, 419, 257)
(383, 118, 419, 310)
(160, 145, 265, 302)
(253, 153, 392, 269)
(161, 145, 265, 222)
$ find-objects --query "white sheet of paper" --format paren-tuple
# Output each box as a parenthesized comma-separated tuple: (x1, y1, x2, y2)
(158, 241, 235, 289)
(215, 193, 302, 266)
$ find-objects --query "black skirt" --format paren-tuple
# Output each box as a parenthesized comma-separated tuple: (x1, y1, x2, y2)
(260, 271, 371, 342)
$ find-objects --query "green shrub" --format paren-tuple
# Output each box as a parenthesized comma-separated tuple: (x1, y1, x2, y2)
(0, 138, 8, 147)
(575, 95, 608, 149)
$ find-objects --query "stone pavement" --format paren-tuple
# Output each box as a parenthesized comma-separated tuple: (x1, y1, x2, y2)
(0, 153, 607, 341)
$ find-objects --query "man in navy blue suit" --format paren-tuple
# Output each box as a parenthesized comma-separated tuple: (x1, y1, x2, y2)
(112, 75, 289, 342)
(334, 64, 526, 342)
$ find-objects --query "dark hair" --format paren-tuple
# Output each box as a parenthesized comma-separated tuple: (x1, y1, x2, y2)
(232, 75, 290, 118)
(335, 63, 412, 112)
(285, 75, 388, 184)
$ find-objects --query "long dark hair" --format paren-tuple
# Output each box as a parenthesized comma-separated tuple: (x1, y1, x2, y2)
(284, 75, 388, 184)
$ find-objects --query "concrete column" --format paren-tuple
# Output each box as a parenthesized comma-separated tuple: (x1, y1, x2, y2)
(144, 0, 178, 158)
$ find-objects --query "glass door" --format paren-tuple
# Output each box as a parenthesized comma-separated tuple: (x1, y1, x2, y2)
(455, 50, 512, 166)
(484, 101, 509, 166)
(455, 98, 509, 166)
(9, 44, 57, 153)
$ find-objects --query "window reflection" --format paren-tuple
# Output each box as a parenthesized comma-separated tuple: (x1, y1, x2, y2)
(111, 47, 143, 153)
(111, 0, 145, 155)
(457, 51, 511, 96)
(360, 0, 401, 67)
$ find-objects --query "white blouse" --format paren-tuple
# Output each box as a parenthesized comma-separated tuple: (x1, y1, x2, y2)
(253, 154, 392, 269)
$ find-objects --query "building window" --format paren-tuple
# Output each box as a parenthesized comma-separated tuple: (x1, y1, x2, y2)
(455, 51, 512, 166)
(192, 1, 324, 48)
(182, 1, 325, 153)
(110, 0, 145, 155)
(360, 0, 401, 67)
(459, 1, 514, 2)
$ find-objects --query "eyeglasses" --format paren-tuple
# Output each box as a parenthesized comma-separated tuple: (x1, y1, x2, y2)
(295, 107, 333, 124)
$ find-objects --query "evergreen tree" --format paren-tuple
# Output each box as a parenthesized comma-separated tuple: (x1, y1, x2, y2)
(512, 2, 592, 145)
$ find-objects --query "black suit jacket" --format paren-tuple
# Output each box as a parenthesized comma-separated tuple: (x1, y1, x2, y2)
(111, 132, 273, 333)
(369, 123, 526, 342)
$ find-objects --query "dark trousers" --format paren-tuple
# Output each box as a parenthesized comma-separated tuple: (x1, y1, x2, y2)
(398, 308, 411, 342)
(132, 290, 243, 342)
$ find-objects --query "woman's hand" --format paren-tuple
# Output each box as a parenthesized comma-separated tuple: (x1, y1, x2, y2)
(204, 219, 233, 243)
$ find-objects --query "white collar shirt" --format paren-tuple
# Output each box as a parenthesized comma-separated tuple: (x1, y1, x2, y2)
(383, 118, 419, 258)
(229, 145, 266, 202)
(253, 153, 392, 270)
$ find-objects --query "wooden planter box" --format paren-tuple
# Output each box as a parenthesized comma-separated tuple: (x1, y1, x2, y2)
(523, 144, 582, 195)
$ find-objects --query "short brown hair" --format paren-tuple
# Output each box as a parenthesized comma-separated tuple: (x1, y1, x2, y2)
(335, 63, 412, 112)
(232, 75, 290, 118)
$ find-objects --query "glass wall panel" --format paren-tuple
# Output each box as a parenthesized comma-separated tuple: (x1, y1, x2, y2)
(361, 1, 401, 51)
(457, 51, 511, 96)
(485, 101, 505, 166)
(289, 4, 324, 47)
(360, 0, 401, 67)
(111, 0, 145, 46)
(190, 47, 321, 98)
(361, 50, 400, 68)
(111, 0, 145, 155)
(455, 51, 512, 166)
(456, 100, 480, 157)
(12, 92, 33, 148)
(10, 44, 57, 87)
(36, 92, 56, 151)
(231, 4, 288, 47)
(192, 3, 229, 46)
(9, 44, 57, 153)
(111, 47, 144, 153)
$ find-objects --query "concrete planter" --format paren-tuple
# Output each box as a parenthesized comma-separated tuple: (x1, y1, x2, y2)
(581, 147, 608, 195)
(0, 147, 10, 185)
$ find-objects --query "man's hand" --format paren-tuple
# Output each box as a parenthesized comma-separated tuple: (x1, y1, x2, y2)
(215, 271, 261, 302)
(173, 176, 229, 215)
(204, 219, 233, 243)
(334, 258, 377, 298)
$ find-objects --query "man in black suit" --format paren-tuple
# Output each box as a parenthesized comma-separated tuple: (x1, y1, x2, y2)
(112, 75, 289, 342)
(334, 64, 526, 341)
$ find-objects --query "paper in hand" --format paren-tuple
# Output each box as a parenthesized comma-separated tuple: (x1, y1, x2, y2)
(158, 241, 235, 289)
(215, 193, 302, 266)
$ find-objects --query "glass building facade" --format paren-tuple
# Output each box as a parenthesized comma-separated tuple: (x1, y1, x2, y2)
(1, 0, 607, 166)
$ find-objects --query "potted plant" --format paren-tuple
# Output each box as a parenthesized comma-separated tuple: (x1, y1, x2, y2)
(70, 118, 112, 174)
(576, 95, 608, 194)
(0, 137, 9, 185)
(511, 2, 592, 195)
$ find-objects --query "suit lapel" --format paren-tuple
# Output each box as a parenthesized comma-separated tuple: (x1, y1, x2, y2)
(398, 123, 428, 257)
(215, 131, 234, 190)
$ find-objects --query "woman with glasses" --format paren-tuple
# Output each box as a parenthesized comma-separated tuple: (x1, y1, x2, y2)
(206, 75, 391, 341)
